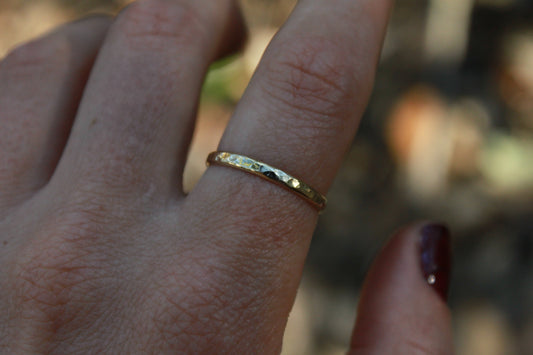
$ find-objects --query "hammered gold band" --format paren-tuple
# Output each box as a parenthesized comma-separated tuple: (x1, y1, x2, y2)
(206, 152, 327, 211)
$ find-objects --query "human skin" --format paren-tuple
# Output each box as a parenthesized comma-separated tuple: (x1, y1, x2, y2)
(0, 0, 454, 353)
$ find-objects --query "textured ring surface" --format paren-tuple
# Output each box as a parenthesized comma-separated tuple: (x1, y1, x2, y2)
(206, 152, 327, 211)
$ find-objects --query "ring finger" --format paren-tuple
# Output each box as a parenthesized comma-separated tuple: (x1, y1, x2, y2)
(188, 0, 393, 346)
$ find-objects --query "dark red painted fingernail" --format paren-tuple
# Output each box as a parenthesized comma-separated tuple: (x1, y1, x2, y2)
(419, 224, 452, 302)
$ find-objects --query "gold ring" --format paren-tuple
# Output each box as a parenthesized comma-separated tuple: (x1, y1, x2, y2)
(206, 152, 327, 211)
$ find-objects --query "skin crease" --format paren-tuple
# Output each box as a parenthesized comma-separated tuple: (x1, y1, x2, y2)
(0, 0, 454, 354)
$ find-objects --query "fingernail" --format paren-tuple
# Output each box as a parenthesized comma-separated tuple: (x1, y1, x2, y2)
(419, 223, 452, 302)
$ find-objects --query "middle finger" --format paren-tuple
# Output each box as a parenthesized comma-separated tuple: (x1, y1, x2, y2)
(50, 0, 244, 200)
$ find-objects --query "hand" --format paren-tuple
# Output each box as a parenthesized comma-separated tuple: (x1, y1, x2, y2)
(0, 0, 454, 353)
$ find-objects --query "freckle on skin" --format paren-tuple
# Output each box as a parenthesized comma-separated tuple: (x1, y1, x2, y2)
(89, 118, 98, 128)
(2, 241, 7, 246)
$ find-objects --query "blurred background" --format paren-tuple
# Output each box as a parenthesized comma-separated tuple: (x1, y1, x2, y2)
(1, 0, 532, 354)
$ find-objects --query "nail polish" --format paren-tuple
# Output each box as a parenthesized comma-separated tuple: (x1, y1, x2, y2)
(419, 224, 451, 302)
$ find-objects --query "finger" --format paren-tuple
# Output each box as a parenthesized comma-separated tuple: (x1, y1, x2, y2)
(349, 223, 453, 354)
(183, 0, 392, 349)
(0, 16, 112, 210)
(195, 0, 393, 209)
(51, 0, 245, 199)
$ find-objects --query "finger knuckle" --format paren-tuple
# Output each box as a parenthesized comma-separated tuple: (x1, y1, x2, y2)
(221, 192, 304, 249)
(263, 36, 360, 137)
(115, 0, 208, 50)
(73, 152, 156, 198)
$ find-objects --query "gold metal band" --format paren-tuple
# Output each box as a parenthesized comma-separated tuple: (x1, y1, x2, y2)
(206, 152, 327, 211)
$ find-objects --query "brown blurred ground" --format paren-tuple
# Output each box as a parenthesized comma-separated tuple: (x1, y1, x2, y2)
(1, 0, 532, 354)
